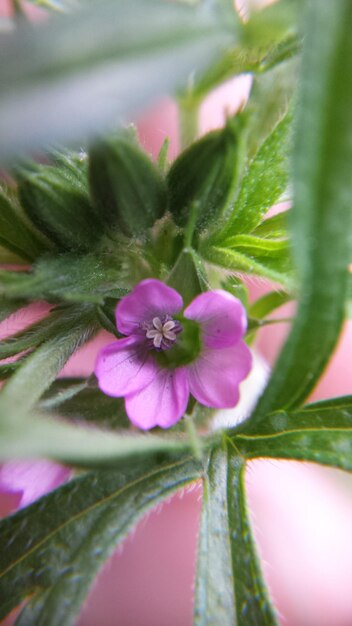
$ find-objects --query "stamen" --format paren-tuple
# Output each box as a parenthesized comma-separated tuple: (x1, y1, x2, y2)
(144, 315, 182, 350)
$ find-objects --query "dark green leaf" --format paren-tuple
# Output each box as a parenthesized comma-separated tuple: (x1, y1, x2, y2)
(0, 299, 26, 324)
(234, 396, 352, 471)
(167, 123, 240, 233)
(248, 0, 352, 424)
(0, 254, 126, 304)
(0, 0, 234, 161)
(40, 378, 130, 429)
(194, 443, 277, 626)
(17, 157, 104, 252)
(0, 455, 201, 624)
(219, 110, 292, 238)
(0, 307, 62, 359)
(0, 186, 48, 261)
(0, 355, 30, 381)
(89, 135, 167, 237)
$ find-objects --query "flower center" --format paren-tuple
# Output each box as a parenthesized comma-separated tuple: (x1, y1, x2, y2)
(144, 316, 182, 351)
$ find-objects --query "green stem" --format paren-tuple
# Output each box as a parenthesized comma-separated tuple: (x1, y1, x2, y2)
(185, 413, 203, 461)
(12, 0, 26, 20)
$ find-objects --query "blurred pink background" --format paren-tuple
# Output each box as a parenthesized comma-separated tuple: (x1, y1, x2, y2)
(1, 2, 352, 625)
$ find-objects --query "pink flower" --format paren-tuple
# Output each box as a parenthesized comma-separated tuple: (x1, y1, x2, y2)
(95, 279, 252, 430)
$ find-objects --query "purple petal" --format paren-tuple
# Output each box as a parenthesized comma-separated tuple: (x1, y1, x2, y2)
(0, 461, 70, 508)
(186, 341, 252, 408)
(184, 290, 247, 349)
(116, 279, 183, 335)
(125, 367, 189, 430)
(95, 336, 157, 397)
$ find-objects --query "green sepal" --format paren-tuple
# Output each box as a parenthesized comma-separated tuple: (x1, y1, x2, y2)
(17, 155, 104, 252)
(167, 121, 240, 234)
(89, 134, 167, 238)
(167, 248, 207, 305)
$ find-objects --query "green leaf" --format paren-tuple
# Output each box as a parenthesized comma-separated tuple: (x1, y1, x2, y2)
(191, 0, 300, 101)
(0, 299, 26, 324)
(0, 0, 234, 161)
(234, 396, 352, 472)
(200, 244, 294, 289)
(0, 411, 190, 464)
(245, 58, 298, 161)
(221, 275, 249, 310)
(39, 378, 130, 429)
(17, 156, 104, 252)
(247, 0, 352, 424)
(0, 186, 48, 261)
(89, 134, 167, 237)
(249, 290, 292, 319)
(0, 455, 201, 624)
(167, 122, 240, 233)
(0, 307, 65, 360)
(194, 443, 277, 626)
(219, 110, 292, 238)
(252, 210, 290, 239)
(0, 356, 30, 381)
(347, 271, 352, 318)
(0, 254, 126, 304)
(0, 305, 98, 413)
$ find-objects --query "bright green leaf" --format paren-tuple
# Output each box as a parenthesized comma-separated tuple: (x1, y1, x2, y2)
(249, 290, 292, 319)
(219, 110, 292, 238)
(252, 210, 290, 239)
(200, 244, 294, 289)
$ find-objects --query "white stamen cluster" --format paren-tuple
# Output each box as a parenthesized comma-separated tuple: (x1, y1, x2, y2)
(146, 316, 177, 349)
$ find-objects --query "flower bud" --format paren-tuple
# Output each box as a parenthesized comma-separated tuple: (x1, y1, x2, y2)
(89, 134, 167, 238)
